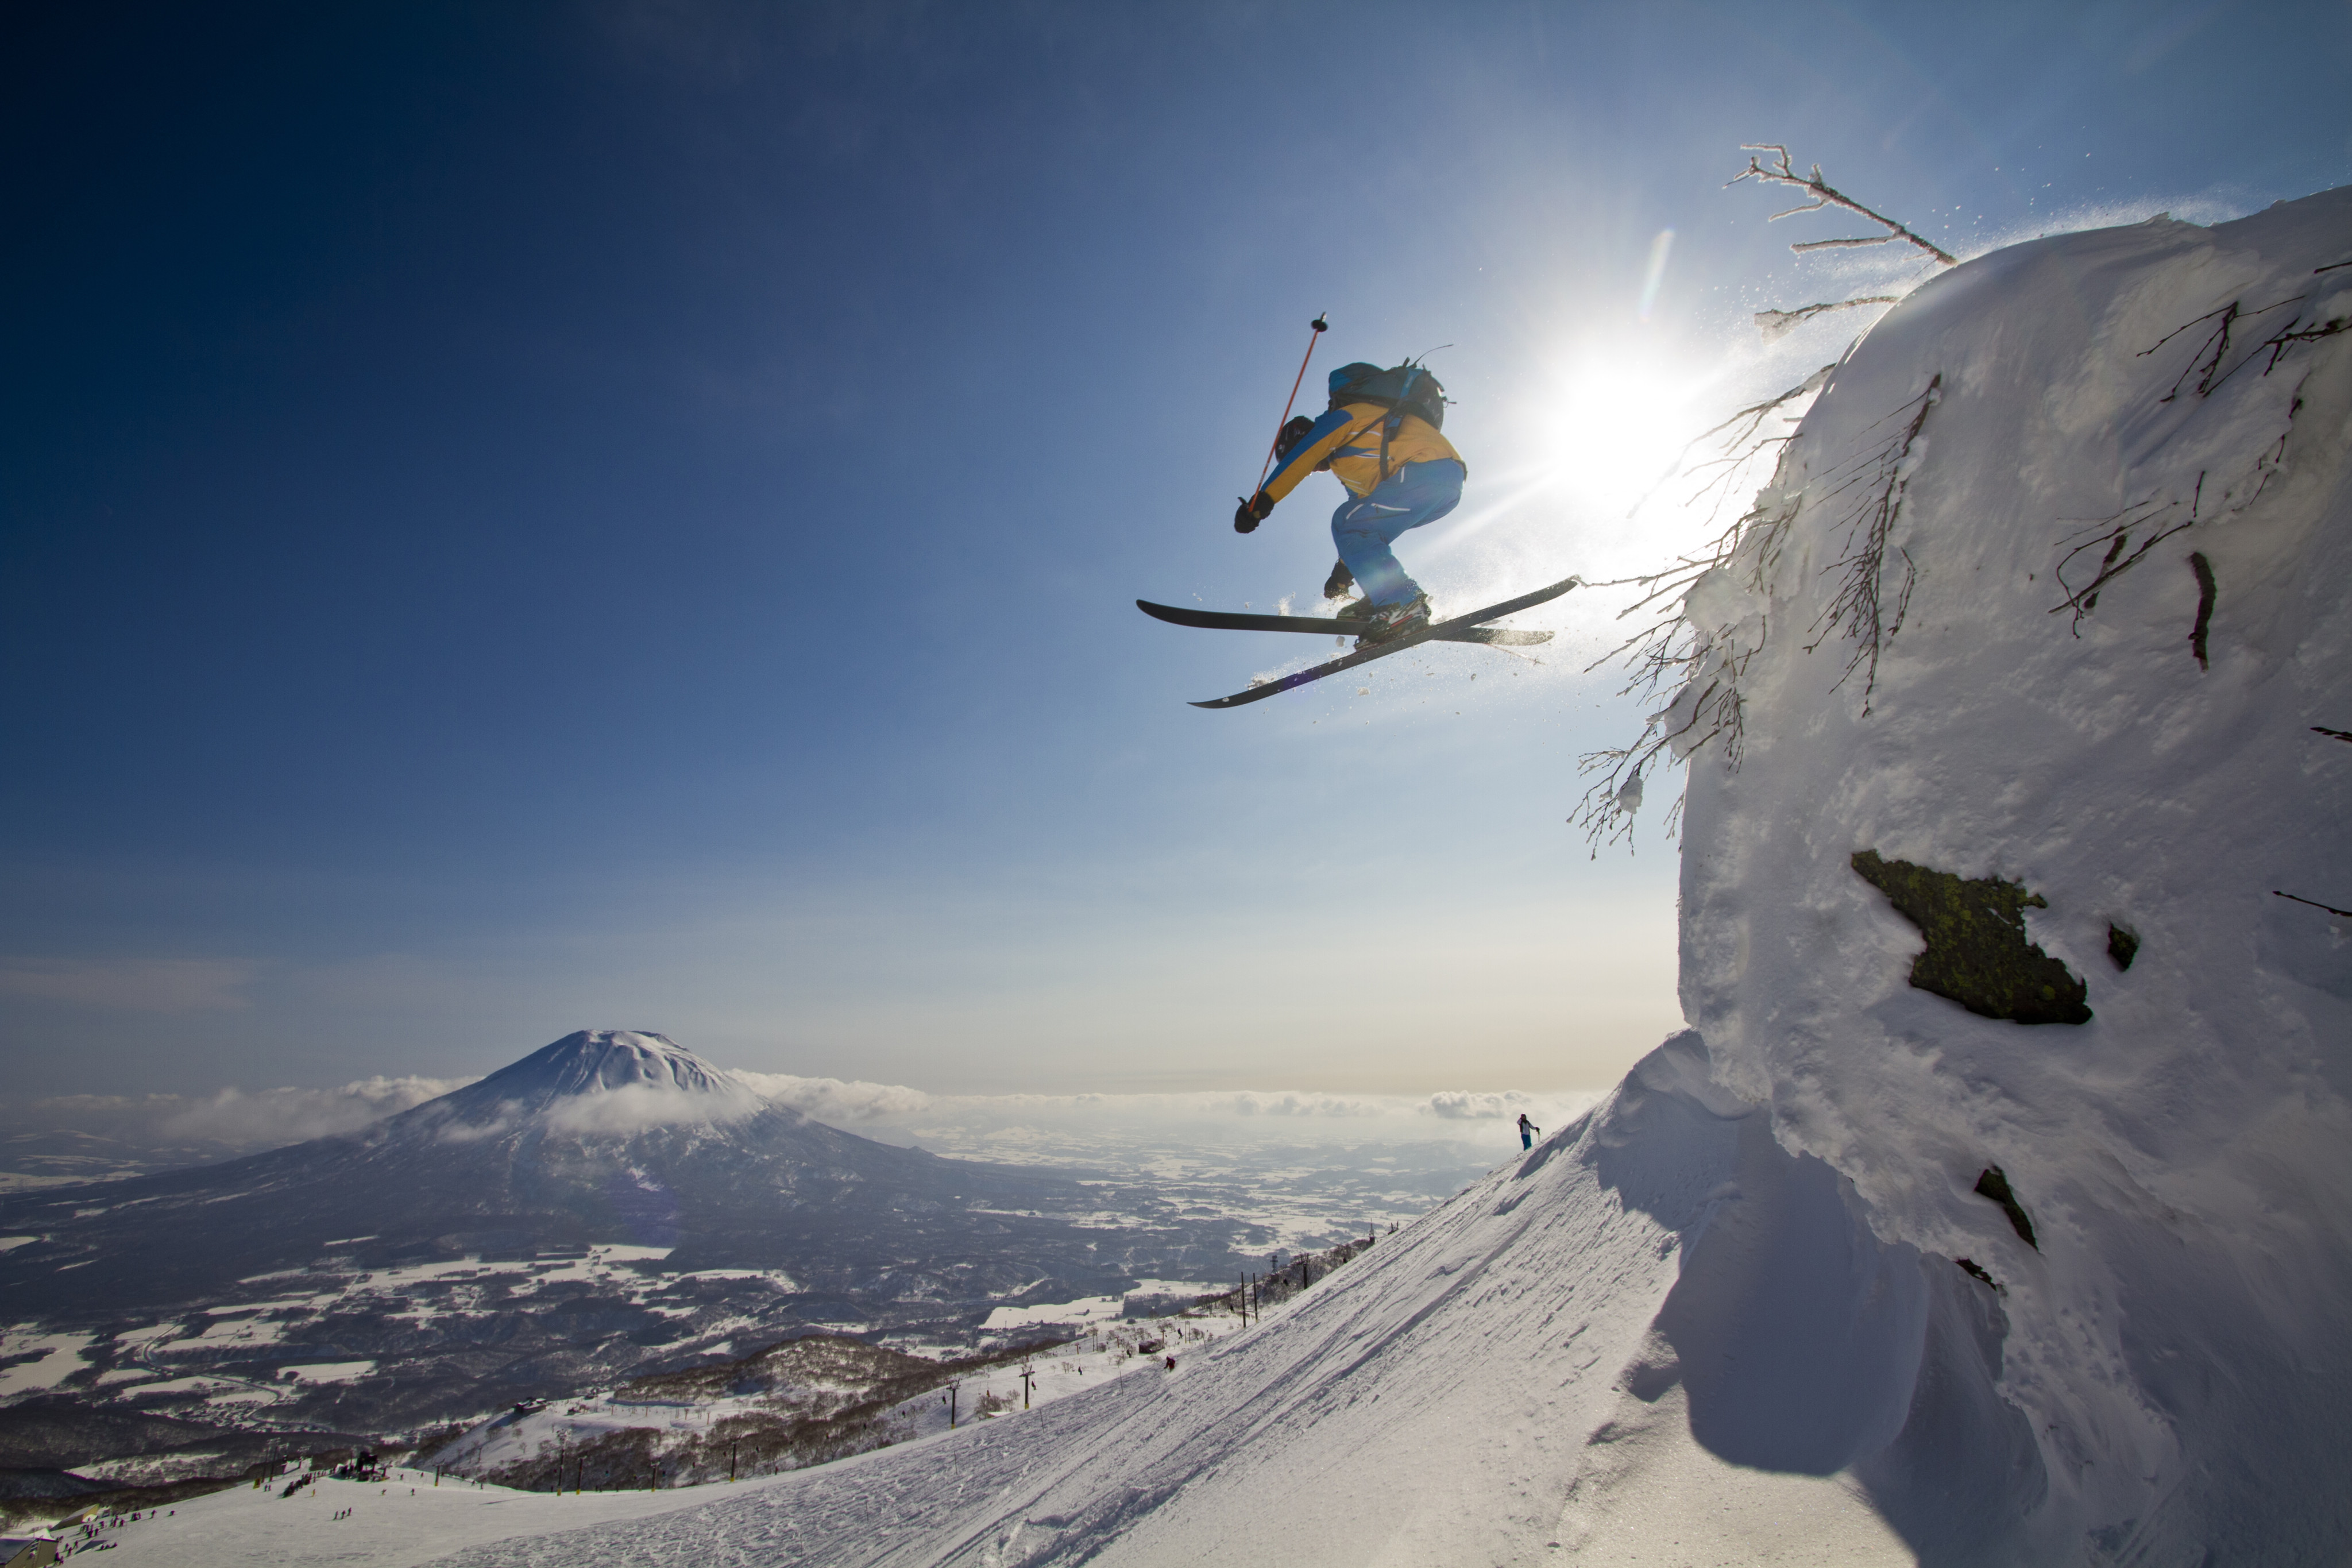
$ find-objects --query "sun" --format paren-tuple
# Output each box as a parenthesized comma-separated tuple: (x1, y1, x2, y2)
(1544, 355, 1711, 514)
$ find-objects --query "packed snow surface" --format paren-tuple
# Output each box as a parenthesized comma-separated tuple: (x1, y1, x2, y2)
(74, 1463, 751, 1568)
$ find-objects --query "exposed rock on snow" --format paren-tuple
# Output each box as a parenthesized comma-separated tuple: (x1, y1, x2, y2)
(1848, 849, 2091, 1025)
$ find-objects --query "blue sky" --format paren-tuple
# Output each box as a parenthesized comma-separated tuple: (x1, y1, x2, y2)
(5, 1, 2348, 1099)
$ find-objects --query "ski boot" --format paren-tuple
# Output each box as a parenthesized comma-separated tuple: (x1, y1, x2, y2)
(1351, 592, 1431, 648)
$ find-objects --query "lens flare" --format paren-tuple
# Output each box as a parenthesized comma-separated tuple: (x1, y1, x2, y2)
(1637, 229, 1675, 322)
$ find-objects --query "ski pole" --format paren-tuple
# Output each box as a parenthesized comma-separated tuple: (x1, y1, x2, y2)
(1254, 314, 1328, 492)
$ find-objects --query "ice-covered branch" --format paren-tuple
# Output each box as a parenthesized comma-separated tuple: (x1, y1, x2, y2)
(1731, 145, 1957, 267)
(1571, 144, 1943, 851)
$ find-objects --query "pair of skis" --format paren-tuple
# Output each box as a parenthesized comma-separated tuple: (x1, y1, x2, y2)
(1137, 574, 1581, 709)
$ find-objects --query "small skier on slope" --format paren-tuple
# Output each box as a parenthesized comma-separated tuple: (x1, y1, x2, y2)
(1233, 359, 1464, 646)
(1518, 1112, 1539, 1150)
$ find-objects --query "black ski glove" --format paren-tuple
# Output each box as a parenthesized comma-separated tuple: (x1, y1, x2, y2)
(1234, 492, 1273, 534)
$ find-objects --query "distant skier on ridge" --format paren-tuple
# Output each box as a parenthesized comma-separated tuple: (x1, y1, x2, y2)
(1233, 357, 1464, 647)
(1517, 1113, 1539, 1151)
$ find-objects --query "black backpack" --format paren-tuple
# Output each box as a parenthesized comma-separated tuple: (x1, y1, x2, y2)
(1326, 361, 1447, 431)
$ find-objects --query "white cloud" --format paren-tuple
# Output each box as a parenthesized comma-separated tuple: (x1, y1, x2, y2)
(1420, 1090, 1539, 1121)
(1215, 1091, 1385, 1118)
(543, 1079, 766, 1135)
(0, 957, 257, 1013)
(160, 1076, 474, 1145)
(735, 1071, 934, 1122)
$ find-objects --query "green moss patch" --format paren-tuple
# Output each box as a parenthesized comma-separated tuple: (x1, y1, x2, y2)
(1851, 849, 2091, 1025)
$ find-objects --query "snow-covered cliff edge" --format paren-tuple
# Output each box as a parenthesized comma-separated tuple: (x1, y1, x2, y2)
(1673, 184, 2352, 1562)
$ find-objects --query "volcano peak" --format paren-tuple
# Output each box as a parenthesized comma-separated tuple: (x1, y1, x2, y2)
(417, 1029, 767, 1137)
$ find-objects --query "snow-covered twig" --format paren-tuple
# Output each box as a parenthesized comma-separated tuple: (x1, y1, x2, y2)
(1571, 142, 1942, 852)
(2274, 889, 2352, 919)
(1611, 363, 1835, 530)
(1568, 427, 1810, 855)
(1729, 145, 1957, 267)
(1754, 297, 1901, 343)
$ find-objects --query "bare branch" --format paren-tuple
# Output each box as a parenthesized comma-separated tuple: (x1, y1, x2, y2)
(2046, 491, 2196, 628)
(2139, 296, 2305, 402)
(1618, 363, 1835, 518)
(1572, 144, 1956, 852)
(1803, 376, 1941, 709)
(2274, 890, 2352, 919)
(1730, 144, 1957, 266)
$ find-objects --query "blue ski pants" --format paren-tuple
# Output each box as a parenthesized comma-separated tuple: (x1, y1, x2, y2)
(1331, 459, 1463, 608)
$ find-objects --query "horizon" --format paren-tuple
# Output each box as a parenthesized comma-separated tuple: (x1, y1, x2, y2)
(0, 1024, 1601, 1189)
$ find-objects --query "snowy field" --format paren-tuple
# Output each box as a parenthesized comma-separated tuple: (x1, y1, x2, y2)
(0, 1098, 1538, 1434)
(2, 1246, 683, 1415)
(434, 1309, 1246, 1488)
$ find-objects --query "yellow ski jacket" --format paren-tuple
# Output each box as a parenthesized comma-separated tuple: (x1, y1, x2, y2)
(1258, 401, 1463, 505)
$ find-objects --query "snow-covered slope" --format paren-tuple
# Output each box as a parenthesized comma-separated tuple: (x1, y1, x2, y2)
(1666, 188, 2352, 1559)
(408, 1032, 1910, 1568)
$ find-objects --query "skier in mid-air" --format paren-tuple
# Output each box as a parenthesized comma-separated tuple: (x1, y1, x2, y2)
(1233, 358, 1463, 646)
(1517, 1112, 1539, 1150)
(1136, 329, 1573, 708)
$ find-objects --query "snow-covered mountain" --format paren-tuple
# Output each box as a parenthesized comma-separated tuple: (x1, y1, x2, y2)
(389, 190, 2351, 1566)
(400, 1029, 767, 1136)
(0, 1031, 1138, 1323)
